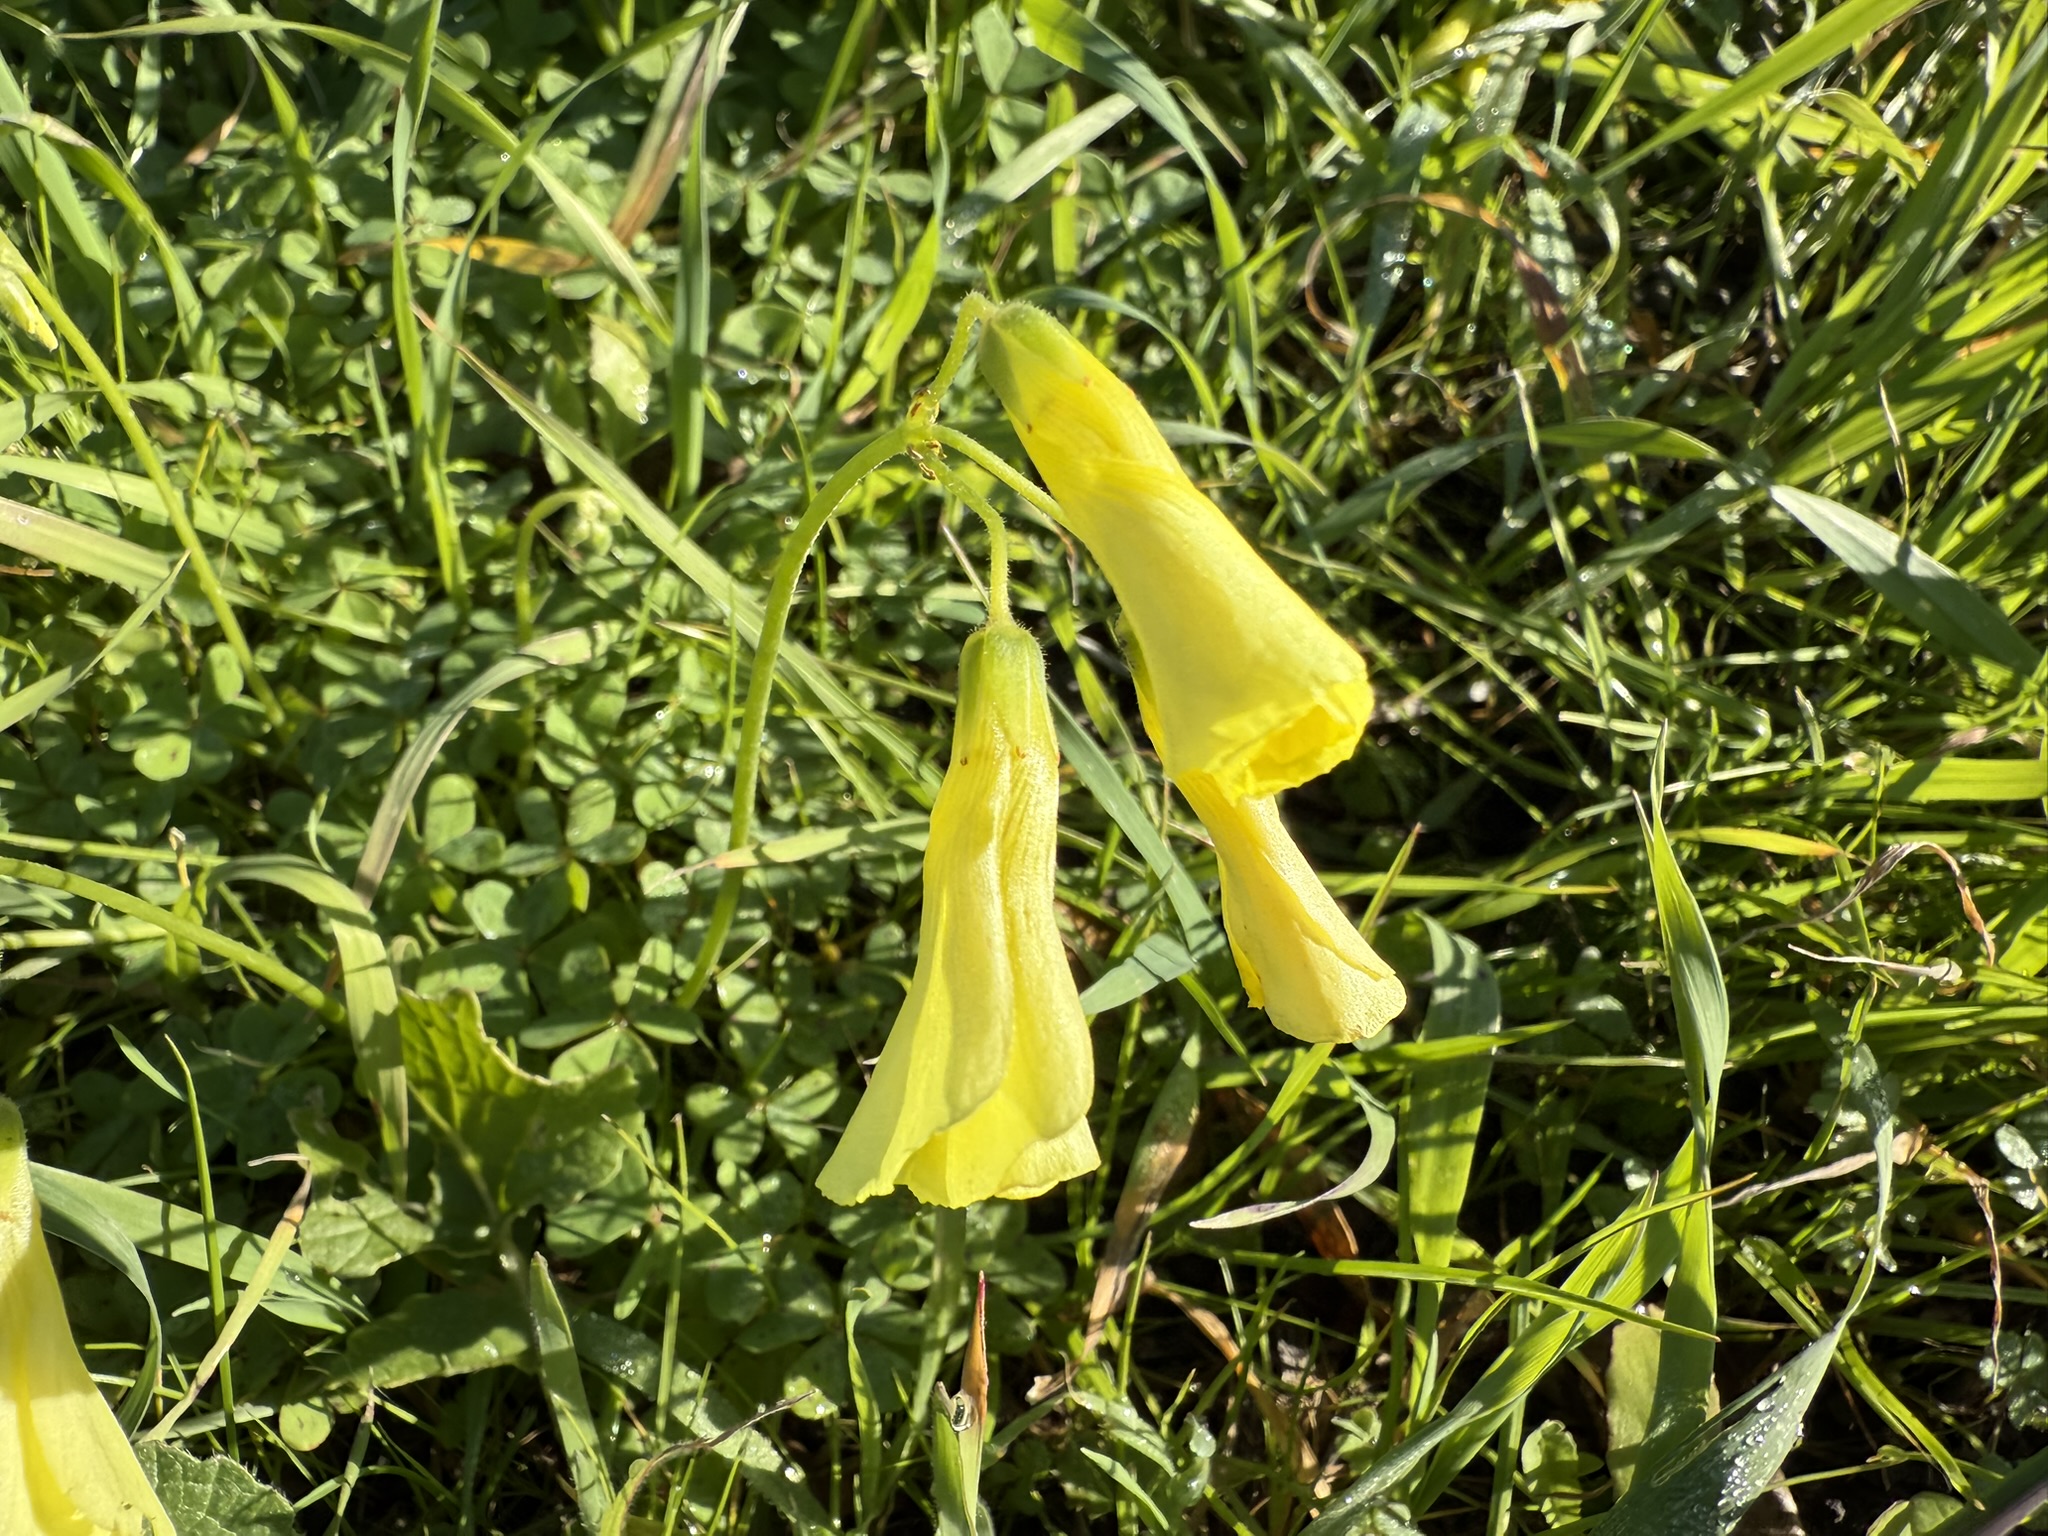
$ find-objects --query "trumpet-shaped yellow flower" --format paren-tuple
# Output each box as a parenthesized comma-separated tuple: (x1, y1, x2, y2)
(817, 620, 1098, 1206)
(978, 302, 1374, 801)
(1177, 771, 1406, 1045)
(1, 1097, 177, 1536)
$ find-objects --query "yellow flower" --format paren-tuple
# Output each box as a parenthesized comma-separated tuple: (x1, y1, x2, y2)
(1, 1097, 177, 1536)
(1178, 770, 1406, 1045)
(817, 620, 1098, 1206)
(977, 301, 1374, 801)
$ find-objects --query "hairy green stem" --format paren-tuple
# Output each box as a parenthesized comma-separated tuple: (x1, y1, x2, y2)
(675, 298, 1023, 1009)
(929, 422, 1066, 529)
(676, 425, 918, 1006)
(934, 465, 1010, 625)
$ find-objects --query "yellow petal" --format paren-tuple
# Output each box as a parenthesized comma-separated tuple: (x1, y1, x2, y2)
(1179, 772, 1407, 1045)
(817, 622, 1099, 1207)
(979, 302, 1374, 800)
(0, 1099, 178, 1536)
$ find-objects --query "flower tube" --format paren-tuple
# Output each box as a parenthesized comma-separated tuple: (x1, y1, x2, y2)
(0, 1097, 177, 1536)
(977, 301, 1374, 802)
(1177, 770, 1406, 1045)
(817, 619, 1097, 1206)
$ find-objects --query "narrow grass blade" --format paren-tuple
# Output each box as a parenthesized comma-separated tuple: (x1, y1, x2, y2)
(0, 52, 115, 282)
(0, 555, 183, 732)
(836, 164, 946, 410)
(1194, 1082, 1394, 1231)
(846, 1286, 885, 1523)
(1085, 1035, 1202, 1351)
(0, 855, 344, 1026)
(0, 454, 286, 553)
(0, 112, 215, 366)
(445, 331, 933, 788)
(143, 1167, 314, 1442)
(1602, 0, 1924, 178)
(1052, 699, 1214, 940)
(1020, 0, 1264, 440)
(1634, 767, 1728, 1470)
(1639, 780, 1730, 1137)
(948, 94, 1136, 233)
(353, 626, 608, 903)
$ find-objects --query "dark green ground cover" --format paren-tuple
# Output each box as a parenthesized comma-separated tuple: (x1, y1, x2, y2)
(0, 0, 2044, 1531)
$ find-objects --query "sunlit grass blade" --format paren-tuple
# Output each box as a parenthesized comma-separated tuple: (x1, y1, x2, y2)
(529, 1254, 614, 1535)
(1769, 484, 2041, 676)
(219, 856, 407, 1187)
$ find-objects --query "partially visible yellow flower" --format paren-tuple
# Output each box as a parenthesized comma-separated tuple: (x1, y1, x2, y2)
(817, 620, 1098, 1206)
(977, 301, 1374, 801)
(1177, 770, 1406, 1045)
(0, 1097, 177, 1536)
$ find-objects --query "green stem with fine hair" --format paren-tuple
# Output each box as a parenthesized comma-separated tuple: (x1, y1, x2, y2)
(935, 464, 1010, 626)
(676, 299, 1027, 1009)
(929, 422, 1066, 530)
(676, 424, 919, 1007)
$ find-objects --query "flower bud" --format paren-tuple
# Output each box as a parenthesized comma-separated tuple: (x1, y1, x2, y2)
(818, 621, 1098, 1205)
(1, 1097, 178, 1536)
(978, 302, 1374, 801)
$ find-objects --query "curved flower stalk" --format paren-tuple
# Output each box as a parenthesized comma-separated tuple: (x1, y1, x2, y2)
(1176, 768, 1406, 1045)
(0, 1097, 177, 1536)
(817, 611, 1098, 1206)
(976, 301, 1374, 802)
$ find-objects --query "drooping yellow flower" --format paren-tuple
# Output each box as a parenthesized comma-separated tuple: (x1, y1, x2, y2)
(0, 1097, 177, 1536)
(817, 619, 1098, 1206)
(977, 301, 1374, 802)
(1177, 770, 1406, 1045)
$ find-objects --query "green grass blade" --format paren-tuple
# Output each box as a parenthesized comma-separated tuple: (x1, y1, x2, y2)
(0, 555, 183, 734)
(1052, 698, 1214, 940)
(352, 626, 609, 904)
(1601, 0, 1925, 179)
(30, 1164, 357, 1333)
(529, 1255, 615, 1535)
(1403, 917, 1504, 1272)
(218, 856, 407, 1185)
(34, 1164, 165, 1430)
(0, 494, 174, 591)
(1770, 484, 2041, 676)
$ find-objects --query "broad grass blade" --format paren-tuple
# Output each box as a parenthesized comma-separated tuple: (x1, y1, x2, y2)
(1771, 485, 2040, 675)
(221, 856, 408, 1184)
(529, 1255, 614, 1535)
(1599, 1327, 1842, 1536)
(1403, 917, 1503, 1271)
(35, 1166, 165, 1429)
(31, 1164, 356, 1332)
(0, 495, 174, 591)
